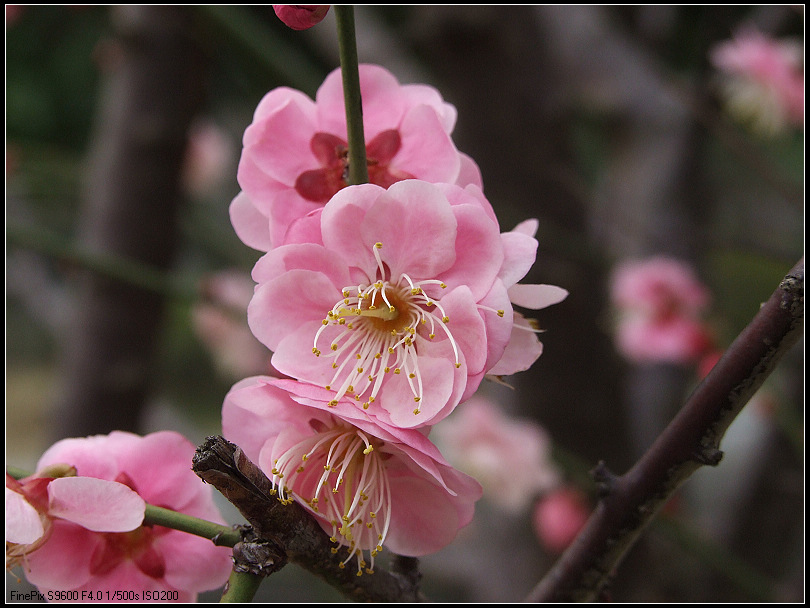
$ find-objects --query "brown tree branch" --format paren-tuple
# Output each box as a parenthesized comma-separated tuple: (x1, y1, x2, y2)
(192, 436, 426, 603)
(526, 257, 804, 602)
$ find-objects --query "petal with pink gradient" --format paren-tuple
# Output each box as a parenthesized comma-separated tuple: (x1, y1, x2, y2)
(229, 191, 273, 252)
(47, 477, 144, 533)
(508, 283, 569, 310)
(487, 312, 544, 376)
(6, 487, 45, 544)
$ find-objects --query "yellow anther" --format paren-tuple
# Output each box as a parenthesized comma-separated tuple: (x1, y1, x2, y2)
(442, 316, 450, 323)
(394, 368, 401, 374)
(322, 319, 329, 325)
(374, 242, 383, 249)
(325, 385, 331, 390)
(409, 373, 416, 379)
(357, 367, 364, 373)
(429, 333, 436, 339)
(455, 362, 461, 368)
(388, 347, 395, 354)
(497, 310, 504, 317)
(312, 348, 321, 356)
(363, 402, 370, 410)
(440, 282, 447, 288)
(413, 408, 421, 415)
(331, 344, 338, 351)
(328, 400, 338, 407)
(363, 445, 373, 455)
(414, 396, 421, 402)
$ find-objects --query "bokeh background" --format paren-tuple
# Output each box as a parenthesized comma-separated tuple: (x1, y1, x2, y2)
(6, 5, 804, 602)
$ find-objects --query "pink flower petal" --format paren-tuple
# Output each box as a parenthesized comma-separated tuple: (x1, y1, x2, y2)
(248, 271, 340, 351)
(508, 283, 569, 310)
(23, 519, 101, 589)
(6, 487, 45, 544)
(488, 312, 544, 376)
(47, 477, 144, 533)
(358, 180, 458, 280)
(154, 529, 232, 593)
(438, 203, 503, 300)
(242, 97, 318, 184)
(385, 474, 472, 556)
(394, 105, 461, 183)
(229, 191, 273, 252)
(499, 230, 538, 287)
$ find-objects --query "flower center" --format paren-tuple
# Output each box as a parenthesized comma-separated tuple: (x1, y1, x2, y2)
(312, 242, 460, 416)
(90, 526, 167, 580)
(269, 424, 391, 575)
(295, 130, 415, 202)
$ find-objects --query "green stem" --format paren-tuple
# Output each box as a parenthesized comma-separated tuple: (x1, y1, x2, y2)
(219, 570, 264, 603)
(334, 5, 368, 185)
(144, 504, 242, 547)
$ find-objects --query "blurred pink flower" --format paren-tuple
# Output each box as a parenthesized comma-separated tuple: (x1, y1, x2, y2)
(8, 432, 233, 602)
(192, 270, 272, 379)
(181, 120, 235, 197)
(610, 257, 714, 365)
(230, 63, 482, 250)
(222, 375, 482, 575)
(273, 5, 330, 30)
(710, 26, 804, 135)
(246, 180, 519, 428)
(532, 486, 590, 554)
(432, 394, 561, 514)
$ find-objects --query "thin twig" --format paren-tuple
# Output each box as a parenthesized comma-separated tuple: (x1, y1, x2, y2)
(526, 258, 804, 602)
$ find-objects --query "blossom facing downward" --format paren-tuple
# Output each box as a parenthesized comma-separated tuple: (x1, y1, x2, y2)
(231, 64, 482, 250)
(710, 26, 804, 136)
(222, 375, 482, 575)
(7, 432, 233, 602)
(432, 394, 561, 514)
(609, 257, 714, 365)
(246, 180, 517, 428)
(273, 5, 330, 31)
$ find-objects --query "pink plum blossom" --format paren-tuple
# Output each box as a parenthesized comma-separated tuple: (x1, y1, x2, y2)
(192, 270, 272, 379)
(273, 5, 330, 31)
(246, 180, 520, 428)
(431, 394, 561, 514)
(8, 431, 233, 602)
(710, 26, 804, 135)
(222, 375, 482, 575)
(532, 486, 590, 554)
(610, 257, 714, 365)
(230, 63, 482, 251)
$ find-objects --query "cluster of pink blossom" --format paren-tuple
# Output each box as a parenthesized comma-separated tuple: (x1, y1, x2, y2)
(6, 431, 233, 601)
(710, 25, 804, 136)
(609, 256, 715, 366)
(223, 62, 568, 574)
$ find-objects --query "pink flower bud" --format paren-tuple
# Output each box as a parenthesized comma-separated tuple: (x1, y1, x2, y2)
(532, 487, 590, 554)
(273, 5, 330, 30)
